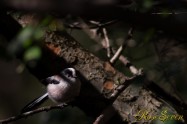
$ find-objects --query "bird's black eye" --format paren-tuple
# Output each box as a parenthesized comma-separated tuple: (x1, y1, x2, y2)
(64, 70, 73, 77)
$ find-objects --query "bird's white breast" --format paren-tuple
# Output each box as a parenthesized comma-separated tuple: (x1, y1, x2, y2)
(46, 75, 80, 103)
(47, 76, 70, 103)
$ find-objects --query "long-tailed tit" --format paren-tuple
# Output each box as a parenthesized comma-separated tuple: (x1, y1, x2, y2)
(21, 68, 81, 112)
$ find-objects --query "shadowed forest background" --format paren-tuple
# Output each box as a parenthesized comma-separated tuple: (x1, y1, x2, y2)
(0, 0, 187, 124)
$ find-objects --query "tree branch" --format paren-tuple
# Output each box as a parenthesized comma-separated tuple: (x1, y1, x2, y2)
(0, 104, 68, 124)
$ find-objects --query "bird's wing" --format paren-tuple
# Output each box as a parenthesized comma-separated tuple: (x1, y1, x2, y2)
(21, 93, 48, 113)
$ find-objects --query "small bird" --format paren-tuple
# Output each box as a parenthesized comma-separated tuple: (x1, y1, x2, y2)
(21, 68, 81, 113)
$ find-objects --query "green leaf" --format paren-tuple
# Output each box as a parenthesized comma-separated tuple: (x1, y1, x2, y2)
(24, 46, 41, 61)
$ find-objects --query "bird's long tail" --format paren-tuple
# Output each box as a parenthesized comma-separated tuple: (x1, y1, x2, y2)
(21, 93, 48, 113)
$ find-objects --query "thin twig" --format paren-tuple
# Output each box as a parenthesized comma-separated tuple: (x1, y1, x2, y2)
(81, 21, 143, 75)
(65, 20, 118, 29)
(0, 104, 68, 124)
(109, 45, 143, 75)
(110, 45, 124, 64)
(102, 28, 112, 58)
(109, 27, 133, 64)
(151, 12, 187, 15)
(93, 105, 116, 124)
(90, 20, 118, 29)
(93, 114, 104, 124)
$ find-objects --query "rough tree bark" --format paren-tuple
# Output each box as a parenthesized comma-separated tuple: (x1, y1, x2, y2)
(0, 12, 185, 124)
